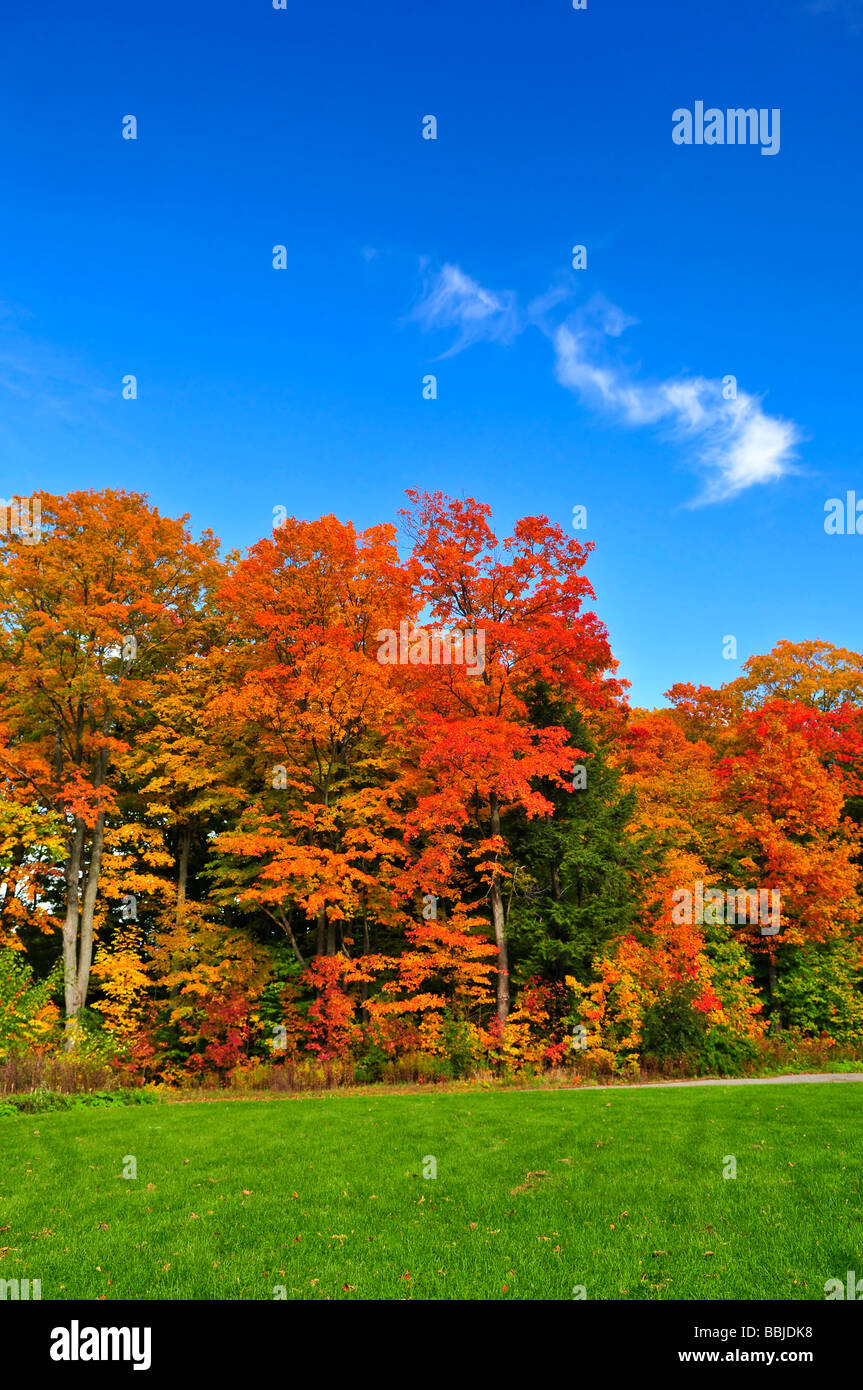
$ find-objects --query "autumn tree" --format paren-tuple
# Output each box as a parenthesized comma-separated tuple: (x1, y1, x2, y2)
(209, 515, 417, 965)
(399, 491, 624, 1024)
(666, 641, 863, 1024)
(124, 649, 237, 924)
(0, 490, 221, 1043)
(0, 723, 66, 957)
(711, 701, 862, 1016)
(602, 707, 765, 1064)
(728, 639, 863, 713)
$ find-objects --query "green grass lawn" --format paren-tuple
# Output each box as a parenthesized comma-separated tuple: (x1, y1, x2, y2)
(2, 1083, 861, 1300)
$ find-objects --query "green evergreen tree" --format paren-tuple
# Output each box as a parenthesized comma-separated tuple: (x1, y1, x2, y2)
(504, 689, 647, 986)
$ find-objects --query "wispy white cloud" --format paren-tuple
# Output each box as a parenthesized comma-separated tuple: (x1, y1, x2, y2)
(551, 297, 801, 503)
(410, 263, 520, 357)
(411, 267, 801, 505)
(0, 301, 133, 462)
(0, 300, 111, 419)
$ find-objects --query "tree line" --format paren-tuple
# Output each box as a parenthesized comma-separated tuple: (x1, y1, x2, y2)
(1, 488, 861, 1082)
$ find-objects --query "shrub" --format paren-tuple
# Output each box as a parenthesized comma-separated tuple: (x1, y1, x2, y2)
(0, 949, 62, 1060)
(774, 940, 863, 1043)
(640, 985, 759, 1075)
(354, 1043, 389, 1084)
(440, 1014, 478, 1079)
(0, 1049, 120, 1095)
(0, 1087, 160, 1116)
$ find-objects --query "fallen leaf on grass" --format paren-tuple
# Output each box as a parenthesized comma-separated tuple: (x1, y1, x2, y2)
(510, 1170, 550, 1196)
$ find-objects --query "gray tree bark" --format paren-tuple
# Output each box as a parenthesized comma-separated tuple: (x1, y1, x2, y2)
(62, 748, 108, 1048)
(489, 793, 510, 1025)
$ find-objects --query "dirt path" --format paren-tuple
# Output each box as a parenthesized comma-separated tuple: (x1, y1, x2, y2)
(597, 1072, 863, 1090)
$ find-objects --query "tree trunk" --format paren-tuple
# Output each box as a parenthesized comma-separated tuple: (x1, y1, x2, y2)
(169, 825, 191, 1004)
(551, 864, 562, 901)
(63, 748, 108, 1048)
(316, 905, 326, 956)
(62, 821, 86, 1049)
(768, 952, 781, 1029)
(362, 907, 370, 1004)
(284, 917, 305, 967)
(76, 809, 106, 1012)
(489, 794, 510, 1025)
(176, 822, 191, 923)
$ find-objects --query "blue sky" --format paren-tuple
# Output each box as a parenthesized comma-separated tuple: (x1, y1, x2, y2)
(1, 0, 861, 707)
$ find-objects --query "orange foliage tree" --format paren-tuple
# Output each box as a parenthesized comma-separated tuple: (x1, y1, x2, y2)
(0, 490, 221, 1043)
(398, 491, 624, 1024)
(209, 515, 418, 965)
